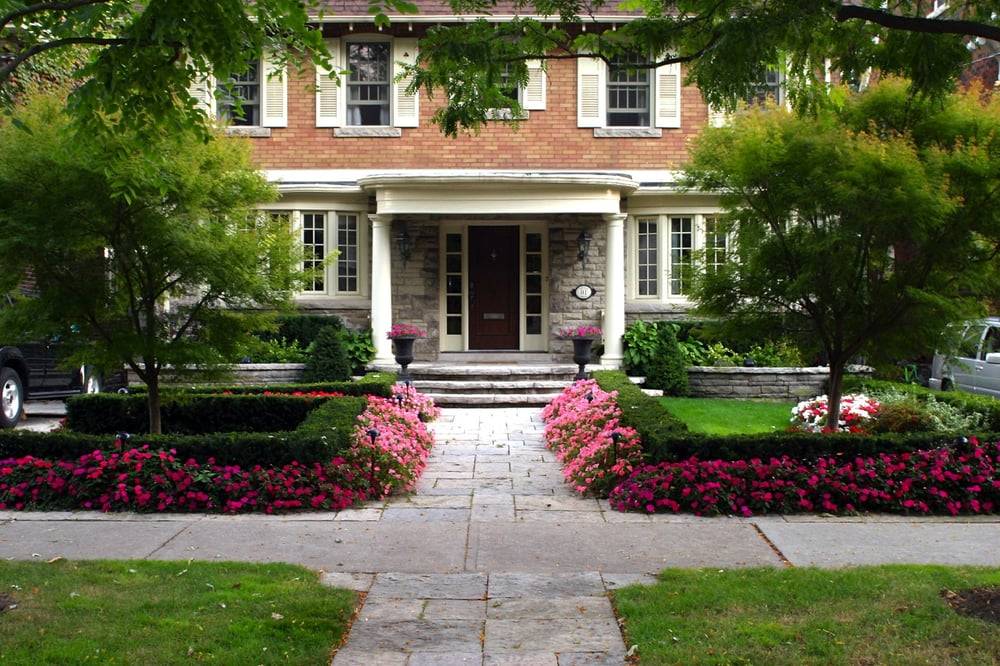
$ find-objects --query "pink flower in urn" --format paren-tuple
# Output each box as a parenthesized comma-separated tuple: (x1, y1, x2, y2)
(387, 324, 428, 339)
(556, 326, 603, 339)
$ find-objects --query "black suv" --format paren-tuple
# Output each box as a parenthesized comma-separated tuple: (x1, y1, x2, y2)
(0, 341, 119, 428)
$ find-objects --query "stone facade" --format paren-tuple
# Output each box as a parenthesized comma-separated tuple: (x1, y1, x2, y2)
(390, 217, 440, 361)
(548, 215, 607, 360)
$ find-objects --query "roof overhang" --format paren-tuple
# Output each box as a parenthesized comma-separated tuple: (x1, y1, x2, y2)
(356, 171, 637, 215)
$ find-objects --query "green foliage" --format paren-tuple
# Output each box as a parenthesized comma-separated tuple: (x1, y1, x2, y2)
(639, 428, 990, 465)
(625, 320, 805, 371)
(340, 328, 376, 375)
(66, 393, 324, 435)
(0, 92, 305, 432)
(303, 326, 352, 382)
(844, 377, 1000, 431)
(869, 400, 935, 434)
(592, 371, 688, 446)
(0, 560, 356, 665)
(235, 336, 308, 364)
(685, 79, 1000, 423)
(126, 373, 395, 398)
(409, 2, 995, 135)
(296, 396, 367, 437)
(645, 325, 689, 396)
(266, 315, 344, 349)
(622, 320, 663, 375)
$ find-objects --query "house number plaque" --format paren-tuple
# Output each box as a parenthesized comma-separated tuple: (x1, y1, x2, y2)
(571, 285, 595, 301)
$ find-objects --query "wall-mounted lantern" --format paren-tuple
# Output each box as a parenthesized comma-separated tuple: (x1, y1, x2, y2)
(395, 226, 414, 266)
(577, 231, 593, 265)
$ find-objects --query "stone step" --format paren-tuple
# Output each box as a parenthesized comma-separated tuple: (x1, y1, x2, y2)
(423, 392, 564, 406)
(375, 363, 580, 382)
(411, 379, 570, 394)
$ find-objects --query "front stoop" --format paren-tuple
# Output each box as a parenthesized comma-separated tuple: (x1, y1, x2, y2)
(371, 363, 580, 406)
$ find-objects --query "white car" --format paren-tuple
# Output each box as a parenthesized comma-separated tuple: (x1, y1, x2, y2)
(929, 317, 1000, 397)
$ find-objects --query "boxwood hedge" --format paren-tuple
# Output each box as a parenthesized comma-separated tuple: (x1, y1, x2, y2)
(592, 370, 688, 442)
(1, 396, 368, 467)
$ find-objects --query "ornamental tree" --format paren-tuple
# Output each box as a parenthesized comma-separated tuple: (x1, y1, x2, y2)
(0, 92, 304, 434)
(684, 78, 1000, 430)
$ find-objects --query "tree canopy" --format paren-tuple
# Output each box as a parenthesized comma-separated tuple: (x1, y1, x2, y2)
(3, 1, 1000, 135)
(0, 92, 305, 433)
(683, 78, 1000, 428)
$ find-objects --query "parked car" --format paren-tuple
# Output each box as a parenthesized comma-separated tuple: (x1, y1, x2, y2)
(929, 317, 1000, 398)
(0, 340, 123, 428)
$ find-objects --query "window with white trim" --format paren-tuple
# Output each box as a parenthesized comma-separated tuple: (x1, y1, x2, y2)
(607, 53, 652, 127)
(748, 70, 784, 106)
(336, 213, 360, 293)
(629, 213, 726, 301)
(669, 216, 693, 295)
(217, 60, 261, 126)
(636, 217, 659, 297)
(302, 212, 327, 293)
(346, 41, 391, 126)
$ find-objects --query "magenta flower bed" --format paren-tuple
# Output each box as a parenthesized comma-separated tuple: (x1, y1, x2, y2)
(541, 379, 642, 496)
(609, 438, 1000, 517)
(0, 388, 436, 514)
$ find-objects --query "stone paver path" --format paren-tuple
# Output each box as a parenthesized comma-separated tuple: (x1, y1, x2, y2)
(331, 408, 633, 665)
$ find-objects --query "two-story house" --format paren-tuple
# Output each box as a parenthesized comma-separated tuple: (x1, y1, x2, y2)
(190, 1, 734, 367)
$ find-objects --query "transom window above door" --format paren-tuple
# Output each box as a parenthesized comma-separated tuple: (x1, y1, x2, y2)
(347, 42, 391, 126)
(607, 53, 652, 127)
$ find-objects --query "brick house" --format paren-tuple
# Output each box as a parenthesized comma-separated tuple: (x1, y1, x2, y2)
(191, 2, 734, 367)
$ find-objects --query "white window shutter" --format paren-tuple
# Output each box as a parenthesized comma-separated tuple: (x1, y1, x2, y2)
(523, 59, 546, 110)
(577, 57, 606, 128)
(654, 61, 681, 128)
(316, 38, 343, 127)
(392, 38, 419, 128)
(261, 50, 288, 128)
(187, 72, 215, 117)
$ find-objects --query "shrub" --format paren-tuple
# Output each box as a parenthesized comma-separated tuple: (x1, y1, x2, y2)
(303, 326, 352, 382)
(126, 373, 394, 398)
(592, 371, 688, 449)
(609, 437, 1000, 516)
(645, 325, 689, 395)
(235, 336, 308, 363)
(869, 400, 935, 434)
(66, 393, 326, 435)
(268, 314, 344, 348)
(341, 328, 376, 374)
(790, 394, 880, 433)
(622, 320, 665, 375)
(843, 377, 1000, 430)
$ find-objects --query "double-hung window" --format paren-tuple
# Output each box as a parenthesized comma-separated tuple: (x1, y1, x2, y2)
(293, 210, 368, 297)
(607, 53, 652, 127)
(346, 42, 391, 126)
(630, 213, 727, 301)
(748, 70, 784, 107)
(217, 61, 261, 126)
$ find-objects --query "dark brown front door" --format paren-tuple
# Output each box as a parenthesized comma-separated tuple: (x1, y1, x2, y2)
(469, 226, 519, 349)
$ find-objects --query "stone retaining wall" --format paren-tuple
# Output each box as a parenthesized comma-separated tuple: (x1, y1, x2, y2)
(128, 363, 305, 386)
(687, 366, 870, 399)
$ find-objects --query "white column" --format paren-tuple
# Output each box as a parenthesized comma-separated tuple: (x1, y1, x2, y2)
(601, 212, 627, 368)
(370, 213, 394, 364)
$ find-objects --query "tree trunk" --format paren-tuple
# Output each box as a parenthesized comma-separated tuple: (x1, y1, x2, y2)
(147, 369, 162, 435)
(826, 361, 845, 433)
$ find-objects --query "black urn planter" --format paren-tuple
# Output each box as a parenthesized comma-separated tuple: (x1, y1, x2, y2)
(571, 337, 598, 380)
(391, 336, 418, 382)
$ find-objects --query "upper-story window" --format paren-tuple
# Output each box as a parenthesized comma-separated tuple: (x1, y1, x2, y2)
(347, 42, 391, 126)
(499, 64, 522, 108)
(217, 61, 261, 126)
(607, 53, 652, 127)
(748, 70, 784, 106)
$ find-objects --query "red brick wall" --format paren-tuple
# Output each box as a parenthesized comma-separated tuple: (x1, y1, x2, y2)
(253, 57, 709, 170)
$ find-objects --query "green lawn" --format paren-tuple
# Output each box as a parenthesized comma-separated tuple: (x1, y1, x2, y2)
(613, 566, 1000, 665)
(660, 397, 794, 434)
(0, 560, 356, 665)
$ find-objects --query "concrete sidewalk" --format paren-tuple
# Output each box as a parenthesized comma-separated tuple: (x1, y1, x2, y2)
(4, 407, 1000, 665)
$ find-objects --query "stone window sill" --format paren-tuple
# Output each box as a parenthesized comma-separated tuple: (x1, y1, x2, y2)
(486, 109, 529, 121)
(334, 127, 403, 138)
(593, 127, 663, 138)
(626, 299, 692, 313)
(294, 295, 371, 310)
(225, 126, 272, 138)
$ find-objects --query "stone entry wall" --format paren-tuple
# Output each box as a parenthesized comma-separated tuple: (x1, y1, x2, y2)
(687, 366, 866, 399)
(548, 215, 607, 361)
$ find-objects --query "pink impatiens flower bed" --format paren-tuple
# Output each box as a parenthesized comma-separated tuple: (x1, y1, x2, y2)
(609, 438, 1000, 517)
(0, 388, 437, 514)
(541, 379, 642, 496)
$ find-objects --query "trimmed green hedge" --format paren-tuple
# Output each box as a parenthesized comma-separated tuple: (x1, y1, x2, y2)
(1, 397, 367, 466)
(637, 429, 997, 464)
(66, 394, 326, 435)
(123, 373, 395, 398)
(592, 371, 688, 445)
(842, 376, 1000, 430)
